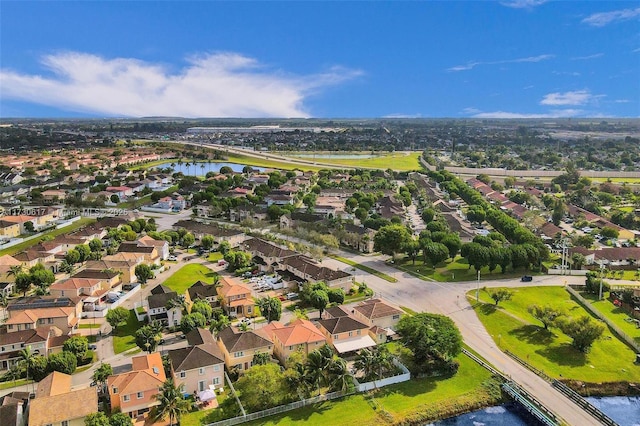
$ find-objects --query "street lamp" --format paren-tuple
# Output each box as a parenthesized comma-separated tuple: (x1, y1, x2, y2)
(476, 270, 480, 302)
(599, 262, 606, 301)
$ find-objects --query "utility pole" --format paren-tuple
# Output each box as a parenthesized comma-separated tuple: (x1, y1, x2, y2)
(476, 270, 480, 302)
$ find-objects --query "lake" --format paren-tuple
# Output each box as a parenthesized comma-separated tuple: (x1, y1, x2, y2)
(430, 396, 640, 425)
(152, 162, 264, 176)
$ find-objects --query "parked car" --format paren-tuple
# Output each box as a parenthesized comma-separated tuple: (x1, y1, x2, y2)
(286, 292, 299, 300)
(521, 275, 533, 282)
(168, 255, 178, 261)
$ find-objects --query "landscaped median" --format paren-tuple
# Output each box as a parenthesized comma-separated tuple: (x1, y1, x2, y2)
(330, 255, 398, 283)
(469, 286, 640, 392)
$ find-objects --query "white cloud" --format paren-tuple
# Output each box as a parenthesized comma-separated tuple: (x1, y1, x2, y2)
(0, 51, 362, 118)
(500, 0, 548, 9)
(540, 90, 595, 106)
(582, 7, 640, 27)
(462, 107, 481, 114)
(471, 109, 583, 119)
(552, 71, 581, 76)
(383, 113, 423, 118)
(447, 54, 554, 72)
(614, 99, 631, 103)
(571, 53, 604, 60)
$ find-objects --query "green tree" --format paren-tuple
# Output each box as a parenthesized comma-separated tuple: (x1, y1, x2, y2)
(463, 243, 490, 272)
(600, 226, 619, 239)
(327, 357, 353, 392)
(84, 412, 110, 426)
(180, 313, 207, 334)
(252, 351, 271, 366)
(190, 299, 213, 320)
(422, 242, 450, 267)
(135, 264, 154, 284)
(75, 244, 91, 262)
(63, 335, 89, 363)
(15, 273, 32, 297)
(440, 234, 462, 260)
(30, 268, 55, 291)
(89, 238, 103, 252)
(403, 239, 421, 265)
(396, 313, 462, 367)
(374, 224, 411, 258)
(105, 307, 129, 331)
(354, 345, 394, 382)
(527, 305, 564, 330)
(559, 316, 605, 352)
(200, 235, 215, 251)
(309, 289, 329, 319)
(109, 413, 133, 426)
(490, 289, 513, 306)
(48, 351, 77, 375)
(136, 325, 162, 353)
(30, 355, 49, 382)
(256, 297, 282, 323)
(327, 288, 345, 305)
(235, 363, 291, 411)
(570, 253, 586, 270)
(466, 205, 486, 224)
(152, 378, 192, 426)
(182, 232, 195, 248)
(92, 363, 113, 394)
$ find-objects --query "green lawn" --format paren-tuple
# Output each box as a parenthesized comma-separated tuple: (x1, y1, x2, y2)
(470, 286, 640, 383)
(0, 218, 96, 256)
(579, 291, 640, 345)
(113, 310, 142, 354)
(181, 390, 241, 426)
(225, 153, 324, 172)
(243, 354, 500, 426)
(163, 264, 218, 294)
(207, 252, 223, 262)
(396, 256, 537, 282)
(281, 152, 423, 172)
(330, 255, 397, 283)
(0, 379, 32, 390)
(78, 323, 101, 329)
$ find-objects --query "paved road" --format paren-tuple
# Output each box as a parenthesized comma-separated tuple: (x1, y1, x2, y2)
(322, 251, 601, 426)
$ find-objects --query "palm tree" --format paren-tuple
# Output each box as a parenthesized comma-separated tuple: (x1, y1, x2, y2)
(327, 357, 353, 392)
(354, 348, 377, 381)
(304, 345, 333, 395)
(354, 345, 394, 382)
(0, 292, 9, 322)
(153, 378, 192, 426)
(7, 265, 23, 279)
(209, 315, 230, 335)
(19, 346, 36, 386)
(200, 163, 205, 176)
(238, 321, 250, 332)
(185, 162, 191, 176)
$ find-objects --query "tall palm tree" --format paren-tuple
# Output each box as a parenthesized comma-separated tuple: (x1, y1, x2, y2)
(19, 346, 36, 385)
(153, 378, 192, 426)
(7, 265, 23, 279)
(185, 162, 191, 176)
(327, 357, 353, 392)
(200, 163, 205, 176)
(354, 348, 377, 382)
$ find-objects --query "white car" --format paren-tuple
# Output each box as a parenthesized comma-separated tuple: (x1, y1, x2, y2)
(168, 255, 178, 261)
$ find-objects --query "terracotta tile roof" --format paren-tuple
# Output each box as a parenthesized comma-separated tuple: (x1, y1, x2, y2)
(218, 277, 251, 298)
(0, 255, 21, 266)
(50, 278, 103, 291)
(29, 387, 97, 426)
(36, 371, 72, 397)
(266, 319, 326, 347)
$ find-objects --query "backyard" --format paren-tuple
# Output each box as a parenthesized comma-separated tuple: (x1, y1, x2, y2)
(163, 263, 218, 294)
(112, 309, 142, 354)
(470, 286, 640, 383)
(580, 291, 640, 345)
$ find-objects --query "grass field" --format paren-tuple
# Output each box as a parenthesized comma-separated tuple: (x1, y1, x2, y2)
(281, 152, 423, 172)
(470, 286, 640, 383)
(163, 263, 218, 294)
(0, 218, 96, 257)
(330, 255, 398, 283)
(225, 153, 324, 172)
(240, 354, 499, 426)
(78, 323, 101, 329)
(113, 310, 142, 354)
(396, 256, 537, 282)
(126, 157, 180, 171)
(207, 252, 223, 262)
(0, 379, 32, 390)
(579, 291, 640, 345)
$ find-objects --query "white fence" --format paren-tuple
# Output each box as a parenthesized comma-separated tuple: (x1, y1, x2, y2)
(547, 269, 588, 276)
(82, 285, 142, 319)
(354, 359, 411, 392)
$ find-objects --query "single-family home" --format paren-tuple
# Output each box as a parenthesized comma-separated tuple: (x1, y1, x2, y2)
(168, 328, 225, 393)
(186, 281, 220, 309)
(107, 352, 166, 419)
(28, 371, 98, 426)
(147, 284, 183, 327)
(137, 235, 170, 260)
(217, 277, 254, 318)
(352, 299, 403, 341)
(316, 316, 376, 355)
(261, 319, 327, 364)
(216, 326, 273, 372)
(0, 391, 30, 426)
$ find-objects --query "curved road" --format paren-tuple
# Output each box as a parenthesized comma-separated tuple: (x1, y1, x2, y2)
(322, 252, 601, 426)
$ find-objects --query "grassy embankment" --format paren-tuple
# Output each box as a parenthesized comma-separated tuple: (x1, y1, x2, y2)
(470, 286, 640, 385)
(579, 291, 640, 345)
(0, 218, 96, 257)
(330, 255, 398, 283)
(162, 263, 218, 295)
(112, 310, 142, 354)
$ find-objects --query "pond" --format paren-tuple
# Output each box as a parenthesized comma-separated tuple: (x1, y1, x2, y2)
(152, 162, 264, 176)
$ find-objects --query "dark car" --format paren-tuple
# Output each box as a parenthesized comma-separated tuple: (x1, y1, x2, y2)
(521, 275, 533, 282)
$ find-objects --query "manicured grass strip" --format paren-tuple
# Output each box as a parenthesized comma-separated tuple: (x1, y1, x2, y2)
(469, 286, 640, 383)
(281, 152, 424, 172)
(112, 310, 142, 354)
(0, 218, 96, 257)
(207, 251, 223, 262)
(126, 157, 180, 170)
(163, 263, 218, 294)
(241, 354, 499, 426)
(0, 379, 32, 390)
(224, 152, 325, 172)
(79, 323, 101, 329)
(330, 255, 397, 283)
(579, 291, 640, 345)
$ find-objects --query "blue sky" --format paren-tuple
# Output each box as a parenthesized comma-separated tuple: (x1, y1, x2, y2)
(1, 1, 639, 118)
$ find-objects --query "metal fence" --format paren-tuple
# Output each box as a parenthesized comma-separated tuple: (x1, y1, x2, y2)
(565, 286, 640, 353)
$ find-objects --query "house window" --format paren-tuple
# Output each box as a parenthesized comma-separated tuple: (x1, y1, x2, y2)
(112, 387, 118, 394)
(48, 318, 53, 324)
(62, 421, 68, 426)
(233, 351, 244, 358)
(213, 377, 220, 385)
(213, 365, 220, 372)
(123, 395, 130, 402)
(137, 392, 143, 399)
(348, 331, 353, 337)
(333, 335, 339, 340)
(179, 371, 186, 379)
(356, 330, 361, 335)
(392, 315, 400, 320)
(199, 368, 205, 375)
(289, 346, 293, 350)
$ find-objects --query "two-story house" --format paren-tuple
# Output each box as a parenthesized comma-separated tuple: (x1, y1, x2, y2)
(316, 316, 376, 355)
(352, 299, 404, 343)
(28, 371, 98, 426)
(0, 328, 49, 371)
(168, 328, 225, 393)
(217, 277, 254, 318)
(107, 352, 166, 420)
(49, 277, 108, 299)
(262, 319, 327, 364)
(0, 255, 22, 282)
(117, 242, 160, 266)
(216, 326, 273, 372)
(186, 281, 220, 309)
(5, 297, 82, 336)
(137, 235, 170, 260)
(147, 285, 183, 326)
